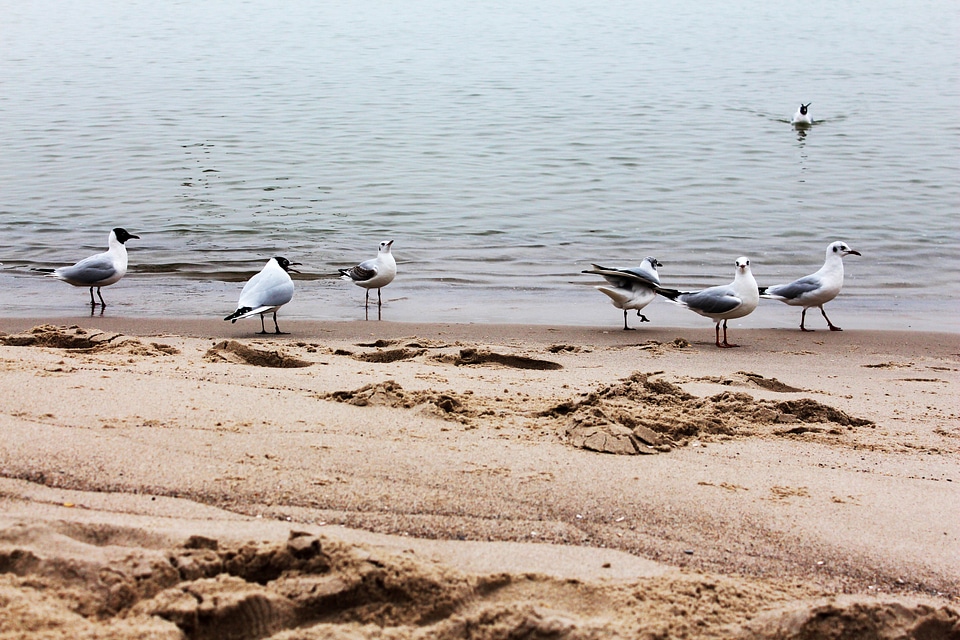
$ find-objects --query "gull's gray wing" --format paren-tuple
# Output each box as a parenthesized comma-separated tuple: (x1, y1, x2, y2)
(55, 254, 116, 285)
(340, 258, 378, 282)
(764, 275, 821, 301)
(680, 287, 742, 315)
(583, 264, 659, 288)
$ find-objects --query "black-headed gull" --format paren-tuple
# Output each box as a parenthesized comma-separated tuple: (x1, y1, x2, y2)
(224, 256, 300, 334)
(50, 227, 139, 307)
(760, 241, 861, 332)
(339, 240, 396, 312)
(791, 103, 813, 126)
(582, 256, 662, 330)
(657, 257, 759, 348)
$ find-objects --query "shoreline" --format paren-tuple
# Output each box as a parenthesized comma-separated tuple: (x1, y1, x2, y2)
(1, 317, 957, 637)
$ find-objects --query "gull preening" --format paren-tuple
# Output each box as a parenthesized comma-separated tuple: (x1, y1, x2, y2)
(657, 257, 759, 348)
(760, 241, 861, 331)
(792, 103, 813, 126)
(49, 227, 139, 307)
(339, 240, 396, 316)
(224, 256, 300, 334)
(582, 257, 662, 330)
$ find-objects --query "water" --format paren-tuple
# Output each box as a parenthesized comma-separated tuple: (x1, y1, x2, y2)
(1, 0, 958, 330)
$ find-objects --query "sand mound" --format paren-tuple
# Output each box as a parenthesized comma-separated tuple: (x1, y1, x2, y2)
(539, 372, 873, 455)
(739, 597, 960, 639)
(205, 340, 312, 368)
(434, 348, 562, 370)
(323, 380, 477, 422)
(0, 324, 180, 356)
(352, 348, 427, 363)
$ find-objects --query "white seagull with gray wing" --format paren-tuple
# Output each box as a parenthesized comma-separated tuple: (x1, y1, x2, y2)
(339, 240, 396, 312)
(50, 227, 139, 307)
(760, 241, 860, 331)
(582, 256, 662, 330)
(657, 257, 759, 348)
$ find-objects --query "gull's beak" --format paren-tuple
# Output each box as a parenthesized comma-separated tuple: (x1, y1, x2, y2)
(288, 262, 302, 274)
(848, 250, 861, 256)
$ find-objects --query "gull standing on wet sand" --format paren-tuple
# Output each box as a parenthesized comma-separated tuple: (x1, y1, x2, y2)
(339, 240, 396, 316)
(656, 257, 759, 348)
(760, 241, 861, 331)
(49, 227, 139, 307)
(224, 257, 300, 334)
(582, 256, 662, 330)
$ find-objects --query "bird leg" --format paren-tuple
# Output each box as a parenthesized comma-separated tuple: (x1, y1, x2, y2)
(364, 289, 370, 310)
(377, 288, 383, 307)
(800, 308, 814, 332)
(717, 320, 739, 348)
(637, 312, 650, 323)
(257, 313, 269, 334)
(271, 311, 288, 335)
(821, 306, 842, 331)
(622, 310, 634, 331)
(96, 287, 107, 307)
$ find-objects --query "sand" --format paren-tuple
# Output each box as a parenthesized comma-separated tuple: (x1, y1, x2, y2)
(0, 317, 957, 639)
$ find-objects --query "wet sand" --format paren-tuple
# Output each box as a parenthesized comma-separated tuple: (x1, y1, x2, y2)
(0, 318, 958, 638)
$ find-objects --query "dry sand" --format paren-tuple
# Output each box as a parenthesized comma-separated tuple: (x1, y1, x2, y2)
(0, 317, 957, 639)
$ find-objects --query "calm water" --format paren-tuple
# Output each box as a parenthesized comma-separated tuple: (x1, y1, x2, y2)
(1, 1, 958, 330)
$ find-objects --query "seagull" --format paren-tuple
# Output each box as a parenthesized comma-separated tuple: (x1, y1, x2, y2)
(791, 103, 813, 125)
(49, 227, 139, 307)
(339, 240, 396, 312)
(657, 257, 759, 348)
(224, 256, 300, 334)
(759, 241, 861, 332)
(582, 257, 662, 330)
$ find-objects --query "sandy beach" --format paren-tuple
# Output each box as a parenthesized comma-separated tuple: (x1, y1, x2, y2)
(0, 317, 957, 638)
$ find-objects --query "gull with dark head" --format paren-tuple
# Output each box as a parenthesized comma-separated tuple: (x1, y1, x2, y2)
(339, 240, 396, 315)
(582, 256, 662, 330)
(49, 227, 139, 307)
(657, 257, 759, 348)
(224, 256, 300, 334)
(760, 241, 861, 331)
(791, 103, 813, 126)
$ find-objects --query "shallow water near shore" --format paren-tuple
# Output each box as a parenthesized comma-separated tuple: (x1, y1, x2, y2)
(1, 0, 957, 330)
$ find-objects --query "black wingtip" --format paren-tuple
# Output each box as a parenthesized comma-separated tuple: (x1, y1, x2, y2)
(757, 286, 768, 296)
(224, 307, 252, 322)
(655, 287, 682, 301)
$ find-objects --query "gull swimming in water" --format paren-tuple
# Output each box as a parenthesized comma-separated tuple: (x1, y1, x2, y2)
(657, 257, 759, 348)
(49, 227, 139, 307)
(791, 103, 813, 125)
(760, 241, 861, 331)
(224, 256, 300, 334)
(582, 256, 662, 330)
(339, 240, 396, 314)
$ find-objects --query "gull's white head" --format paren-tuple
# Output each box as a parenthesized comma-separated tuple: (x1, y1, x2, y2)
(379, 240, 394, 254)
(828, 241, 861, 258)
(736, 256, 752, 274)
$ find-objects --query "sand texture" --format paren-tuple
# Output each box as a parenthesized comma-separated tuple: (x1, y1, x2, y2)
(0, 318, 958, 639)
